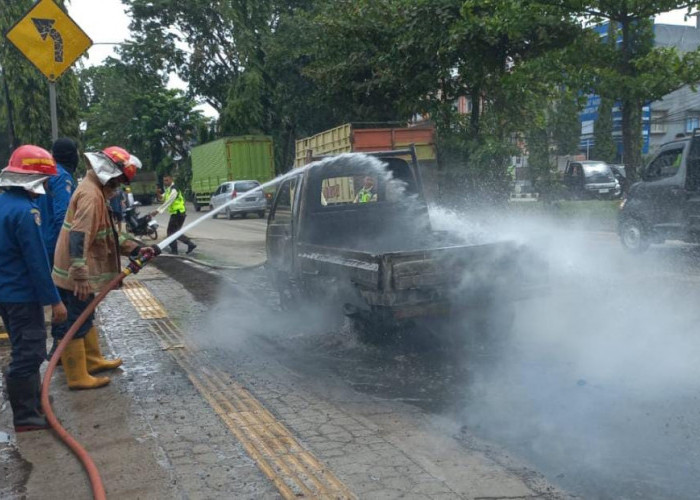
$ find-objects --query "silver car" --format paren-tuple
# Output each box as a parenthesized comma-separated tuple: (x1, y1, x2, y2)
(210, 180, 266, 219)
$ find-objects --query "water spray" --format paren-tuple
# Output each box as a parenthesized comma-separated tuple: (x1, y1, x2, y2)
(158, 162, 317, 250)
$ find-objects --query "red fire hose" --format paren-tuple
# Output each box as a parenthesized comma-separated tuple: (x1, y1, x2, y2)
(40, 257, 149, 500)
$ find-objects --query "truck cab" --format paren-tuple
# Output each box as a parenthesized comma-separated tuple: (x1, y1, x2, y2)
(619, 131, 700, 252)
(266, 150, 547, 331)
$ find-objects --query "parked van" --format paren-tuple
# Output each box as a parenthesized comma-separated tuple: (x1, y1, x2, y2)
(563, 161, 621, 200)
(618, 132, 700, 252)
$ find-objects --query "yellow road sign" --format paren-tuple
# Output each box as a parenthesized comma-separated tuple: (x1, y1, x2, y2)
(5, 0, 92, 82)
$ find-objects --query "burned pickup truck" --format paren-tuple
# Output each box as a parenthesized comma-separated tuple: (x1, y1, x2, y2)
(266, 149, 546, 334)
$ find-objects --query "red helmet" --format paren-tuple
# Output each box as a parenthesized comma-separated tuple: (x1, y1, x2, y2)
(4, 145, 57, 176)
(102, 146, 137, 182)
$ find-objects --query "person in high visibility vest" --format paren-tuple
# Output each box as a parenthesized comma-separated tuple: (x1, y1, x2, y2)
(151, 174, 196, 255)
(353, 176, 377, 203)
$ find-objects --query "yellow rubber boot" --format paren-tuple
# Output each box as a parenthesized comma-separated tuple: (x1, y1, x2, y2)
(84, 327, 122, 374)
(60, 338, 110, 390)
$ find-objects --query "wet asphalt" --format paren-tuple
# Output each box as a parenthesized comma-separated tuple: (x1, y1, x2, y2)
(153, 232, 700, 500)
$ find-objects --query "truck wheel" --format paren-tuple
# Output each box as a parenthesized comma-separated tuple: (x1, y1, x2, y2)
(193, 198, 201, 212)
(620, 219, 650, 253)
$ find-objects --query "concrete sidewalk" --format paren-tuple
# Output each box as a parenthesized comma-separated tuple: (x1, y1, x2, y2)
(0, 264, 275, 499)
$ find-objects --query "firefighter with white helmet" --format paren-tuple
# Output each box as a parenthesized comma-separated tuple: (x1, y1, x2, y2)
(0, 145, 68, 432)
(51, 146, 159, 390)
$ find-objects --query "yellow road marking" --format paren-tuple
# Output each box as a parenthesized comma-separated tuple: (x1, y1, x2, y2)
(121, 280, 167, 319)
(122, 279, 355, 499)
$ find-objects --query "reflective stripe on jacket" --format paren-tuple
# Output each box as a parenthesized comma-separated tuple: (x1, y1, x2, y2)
(52, 170, 141, 293)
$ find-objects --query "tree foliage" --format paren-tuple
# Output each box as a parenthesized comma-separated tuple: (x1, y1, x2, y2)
(78, 59, 206, 176)
(550, 1, 700, 180)
(593, 97, 617, 163)
(116, 0, 700, 198)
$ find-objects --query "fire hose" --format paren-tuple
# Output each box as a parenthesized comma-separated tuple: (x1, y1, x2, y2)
(39, 255, 152, 500)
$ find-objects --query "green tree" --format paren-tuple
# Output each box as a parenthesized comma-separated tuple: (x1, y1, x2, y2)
(550, 90, 582, 157)
(78, 59, 206, 176)
(593, 97, 617, 163)
(553, 1, 700, 181)
(0, 0, 80, 165)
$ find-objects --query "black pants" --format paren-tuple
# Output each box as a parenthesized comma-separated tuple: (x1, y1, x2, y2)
(167, 212, 193, 252)
(0, 303, 46, 378)
(51, 287, 95, 340)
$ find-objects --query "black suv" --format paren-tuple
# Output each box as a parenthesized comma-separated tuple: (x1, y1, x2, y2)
(618, 131, 700, 252)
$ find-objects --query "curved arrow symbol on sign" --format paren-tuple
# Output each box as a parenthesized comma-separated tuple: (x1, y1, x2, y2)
(31, 18, 63, 63)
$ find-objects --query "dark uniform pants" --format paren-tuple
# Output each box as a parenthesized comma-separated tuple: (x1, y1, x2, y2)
(51, 287, 94, 341)
(167, 212, 193, 252)
(0, 303, 46, 378)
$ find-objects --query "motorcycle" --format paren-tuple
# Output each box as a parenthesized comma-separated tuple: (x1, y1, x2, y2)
(124, 202, 159, 240)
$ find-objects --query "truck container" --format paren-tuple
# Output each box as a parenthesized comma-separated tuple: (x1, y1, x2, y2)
(190, 136, 275, 211)
(130, 170, 158, 205)
(295, 123, 439, 202)
(295, 123, 436, 167)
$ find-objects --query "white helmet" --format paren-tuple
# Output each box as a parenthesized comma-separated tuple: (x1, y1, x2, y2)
(84, 152, 125, 185)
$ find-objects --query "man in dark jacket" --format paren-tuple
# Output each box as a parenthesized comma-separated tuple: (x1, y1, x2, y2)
(37, 138, 78, 360)
(0, 145, 67, 432)
(37, 138, 78, 266)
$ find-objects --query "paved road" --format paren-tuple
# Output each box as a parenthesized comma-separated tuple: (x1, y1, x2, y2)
(3, 206, 700, 499)
(161, 210, 700, 500)
(149, 202, 268, 267)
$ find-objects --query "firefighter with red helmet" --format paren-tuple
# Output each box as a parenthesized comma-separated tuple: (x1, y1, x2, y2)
(51, 146, 159, 390)
(0, 145, 68, 432)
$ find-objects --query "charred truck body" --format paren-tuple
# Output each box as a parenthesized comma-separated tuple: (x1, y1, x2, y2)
(266, 149, 547, 335)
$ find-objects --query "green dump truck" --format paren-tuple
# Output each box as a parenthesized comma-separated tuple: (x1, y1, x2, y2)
(190, 136, 275, 211)
(130, 171, 158, 205)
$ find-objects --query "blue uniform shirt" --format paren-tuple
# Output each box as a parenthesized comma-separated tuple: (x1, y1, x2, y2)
(36, 163, 74, 261)
(0, 188, 60, 305)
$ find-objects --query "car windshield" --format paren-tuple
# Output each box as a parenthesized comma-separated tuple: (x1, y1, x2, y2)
(235, 181, 260, 192)
(583, 163, 614, 182)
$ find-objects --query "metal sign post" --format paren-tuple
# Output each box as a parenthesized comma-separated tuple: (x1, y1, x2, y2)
(5, 0, 92, 143)
(49, 82, 58, 141)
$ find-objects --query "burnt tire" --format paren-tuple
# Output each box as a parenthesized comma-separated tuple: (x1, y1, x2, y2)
(620, 218, 650, 253)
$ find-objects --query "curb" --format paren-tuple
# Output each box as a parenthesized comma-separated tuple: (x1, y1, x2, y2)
(157, 253, 266, 271)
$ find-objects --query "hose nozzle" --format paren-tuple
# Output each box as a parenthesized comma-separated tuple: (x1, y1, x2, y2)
(124, 250, 156, 275)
